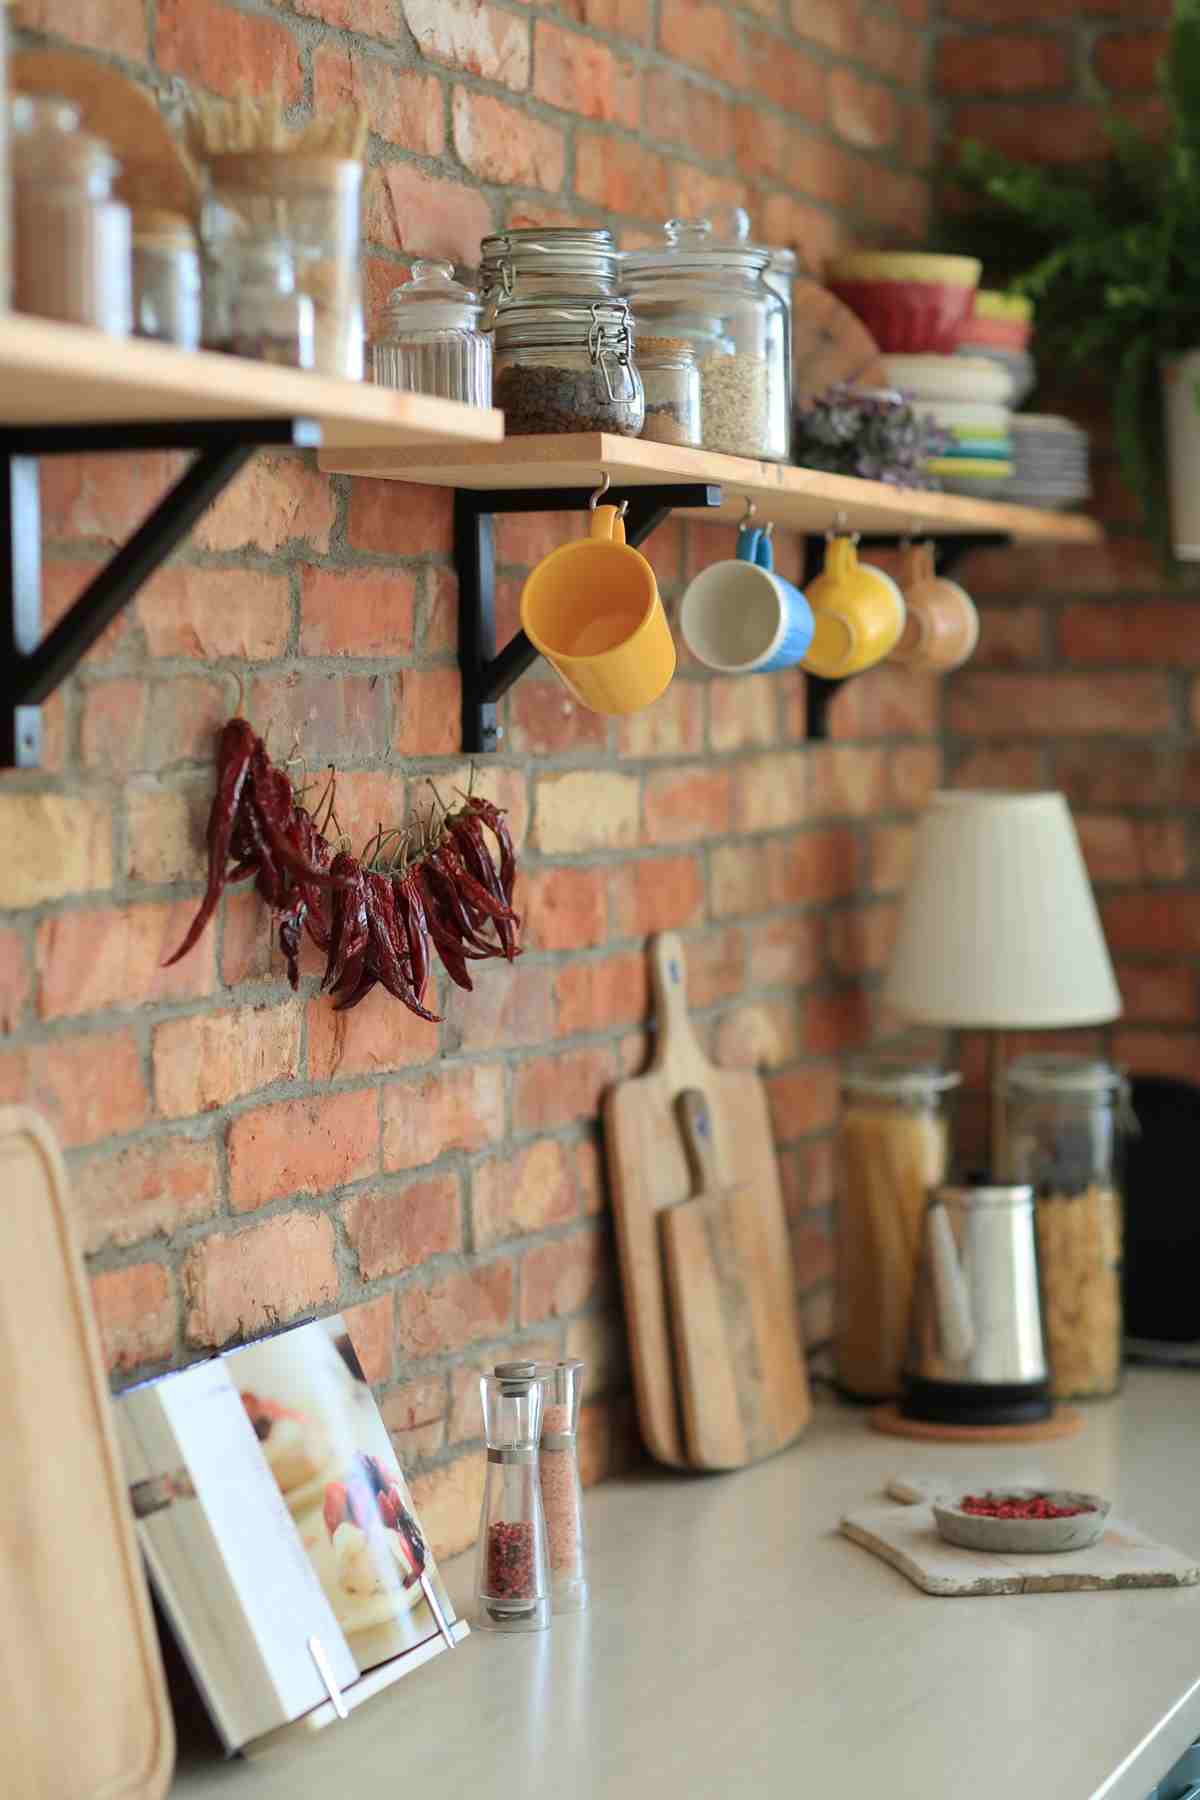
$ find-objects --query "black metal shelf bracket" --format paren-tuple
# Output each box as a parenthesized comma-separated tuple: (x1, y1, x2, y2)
(1, 416, 322, 768)
(456, 482, 723, 753)
(801, 529, 1012, 742)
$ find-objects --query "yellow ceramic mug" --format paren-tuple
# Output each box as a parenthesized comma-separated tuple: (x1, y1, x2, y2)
(802, 533, 906, 678)
(520, 504, 676, 713)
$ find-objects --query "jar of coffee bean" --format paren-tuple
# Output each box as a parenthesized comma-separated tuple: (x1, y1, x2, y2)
(493, 298, 644, 436)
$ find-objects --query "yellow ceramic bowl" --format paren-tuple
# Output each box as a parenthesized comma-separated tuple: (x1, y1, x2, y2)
(826, 252, 982, 288)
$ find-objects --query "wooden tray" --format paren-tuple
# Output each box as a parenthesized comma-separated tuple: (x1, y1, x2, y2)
(0, 1107, 174, 1797)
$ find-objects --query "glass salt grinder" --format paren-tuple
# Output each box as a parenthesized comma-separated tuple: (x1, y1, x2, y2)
(475, 1365, 550, 1632)
(539, 1358, 588, 1614)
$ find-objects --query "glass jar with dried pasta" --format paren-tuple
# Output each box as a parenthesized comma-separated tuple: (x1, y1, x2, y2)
(1003, 1054, 1131, 1400)
(835, 1055, 961, 1400)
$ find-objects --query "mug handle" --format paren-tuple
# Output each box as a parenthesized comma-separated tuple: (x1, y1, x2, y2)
(735, 524, 762, 563)
(755, 530, 775, 573)
(591, 503, 627, 544)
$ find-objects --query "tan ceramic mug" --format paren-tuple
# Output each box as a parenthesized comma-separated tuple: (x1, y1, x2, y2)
(889, 540, 979, 673)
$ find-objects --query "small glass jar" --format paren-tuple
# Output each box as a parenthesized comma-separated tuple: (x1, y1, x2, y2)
(836, 1054, 961, 1400)
(1003, 1054, 1131, 1400)
(625, 218, 788, 461)
(475, 1365, 551, 1633)
(372, 258, 491, 404)
(538, 1359, 588, 1614)
(637, 334, 701, 447)
(206, 152, 363, 378)
(479, 225, 620, 330)
(217, 235, 314, 368)
(131, 209, 201, 348)
(493, 298, 644, 436)
(13, 97, 131, 335)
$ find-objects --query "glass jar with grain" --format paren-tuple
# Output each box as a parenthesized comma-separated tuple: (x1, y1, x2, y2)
(636, 334, 701, 447)
(1003, 1054, 1131, 1400)
(835, 1055, 961, 1400)
(13, 96, 131, 335)
(493, 298, 644, 436)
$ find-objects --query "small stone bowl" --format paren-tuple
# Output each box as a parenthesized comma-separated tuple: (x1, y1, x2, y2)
(933, 1488, 1111, 1555)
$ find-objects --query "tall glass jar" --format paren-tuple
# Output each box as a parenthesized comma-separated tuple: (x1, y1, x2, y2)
(836, 1054, 961, 1400)
(475, 1367, 550, 1633)
(479, 225, 620, 330)
(206, 152, 363, 378)
(637, 334, 701, 447)
(710, 207, 798, 429)
(493, 298, 644, 436)
(372, 259, 491, 404)
(624, 218, 788, 460)
(538, 1359, 588, 1614)
(1003, 1054, 1130, 1399)
(13, 98, 131, 335)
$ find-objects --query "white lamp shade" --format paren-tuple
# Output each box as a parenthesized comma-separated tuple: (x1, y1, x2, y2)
(883, 790, 1122, 1029)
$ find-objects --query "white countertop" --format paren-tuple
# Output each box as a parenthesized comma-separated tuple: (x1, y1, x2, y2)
(173, 1370, 1200, 1800)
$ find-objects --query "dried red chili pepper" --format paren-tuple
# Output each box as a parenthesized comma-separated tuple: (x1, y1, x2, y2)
(163, 717, 255, 965)
(433, 840, 517, 927)
(249, 747, 349, 891)
(394, 871, 433, 1008)
(364, 872, 441, 1022)
(447, 812, 519, 960)
(323, 855, 369, 995)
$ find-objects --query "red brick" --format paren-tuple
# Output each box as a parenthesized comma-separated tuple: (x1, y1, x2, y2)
(91, 1265, 173, 1373)
(523, 866, 608, 950)
(812, 744, 889, 815)
(616, 683, 705, 759)
(767, 1063, 839, 1142)
(344, 480, 453, 560)
(555, 951, 649, 1035)
(125, 785, 205, 888)
(642, 68, 736, 157)
(714, 999, 798, 1070)
(247, 671, 389, 766)
(0, 928, 29, 1034)
(1114, 962, 1196, 1025)
(557, 0, 651, 36)
(318, 770, 410, 855)
(575, 131, 671, 216)
(306, 994, 436, 1089)
(1059, 600, 1200, 665)
(860, 8, 924, 82)
(16, 0, 146, 53)
(1112, 1030, 1200, 1084)
(829, 902, 899, 976)
(292, 0, 393, 32)
(141, 566, 290, 661)
(1101, 892, 1200, 957)
(642, 768, 731, 845)
(495, 511, 578, 565)
(82, 674, 229, 775)
(747, 913, 823, 987)
(868, 823, 916, 893)
(767, 828, 861, 904)
(512, 1045, 614, 1132)
(1056, 743, 1197, 811)
(857, 160, 930, 239)
(519, 1224, 606, 1324)
(745, 27, 824, 118)
(394, 667, 462, 757)
(829, 65, 898, 147)
(659, 0, 745, 83)
(706, 677, 778, 753)
(710, 841, 769, 918)
(397, 1260, 515, 1356)
(937, 31, 1070, 94)
(945, 100, 1119, 165)
(668, 163, 747, 226)
(947, 744, 1046, 790)
(410, 1453, 486, 1559)
(226, 1088, 379, 1211)
(507, 679, 609, 754)
(153, 1002, 302, 1118)
(961, 538, 1164, 599)
(1094, 28, 1166, 91)
(946, 0, 1166, 16)
(949, 672, 1173, 737)
(804, 989, 873, 1056)
(196, 456, 334, 555)
(403, 0, 530, 86)
(382, 1063, 505, 1168)
(610, 853, 705, 938)
(453, 89, 565, 189)
(343, 1173, 462, 1279)
(1076, 815, 1188, 885)
(157, 0, 302, 99)
(343, 1294, 395, 1385)
(366, 166, 494, 266)
(183, 1214, 338, 1347)
(536, 770, 639, 852)
(443, 959, 557, 1053)
(299, 567, 417, 658)
(734, 108, 803, 183)
(41, 452, 182, 544)
(0, 1031, 148, 1147)
(73, 1137, 217, 1255)
(789, 0, 858, 50)
(684, 926, 744, 1007)
(534, 19, 638, 122)
(829, 668, 939, 740)
(381, 1374, 447, 1460)
(35, 901, 213, 1020)
(973, 604, 1045, 667)
(574, 1135, 607, 1215)
(730, 751, 810, 833)
(474, 1138, 577, 1247)
(792, 1215, 834, 1288)
(312, 48, 445, 154)
(793, 1138, 835, 1216)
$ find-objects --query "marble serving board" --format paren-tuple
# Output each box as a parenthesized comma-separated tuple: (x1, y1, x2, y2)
(841, 1500, 1200, 1597)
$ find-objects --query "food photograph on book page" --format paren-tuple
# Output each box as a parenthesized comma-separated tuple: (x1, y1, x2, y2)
(224, 1316, 456, 1673)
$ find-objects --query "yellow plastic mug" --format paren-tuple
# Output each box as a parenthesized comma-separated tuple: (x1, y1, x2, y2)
(520, 504, 676, 714)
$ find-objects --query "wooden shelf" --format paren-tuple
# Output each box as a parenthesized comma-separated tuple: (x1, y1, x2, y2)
(319, 432, 1102, 542)
(0, 315, 503, 451)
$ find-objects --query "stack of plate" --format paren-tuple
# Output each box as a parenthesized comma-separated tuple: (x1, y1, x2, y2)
(955, 291, 1037, 407)
(880, 354, 1015, 489)
(943, 414, 1090, 508)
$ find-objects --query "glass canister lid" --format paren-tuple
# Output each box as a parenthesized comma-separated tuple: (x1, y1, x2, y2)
(624, 216, 771, 279)
(380, 258, 482, 334)
(1003, 1053, 1127, 1097)
(842, 1050, 962, 1100)
(480, 225, 619, 283)
(709, 205, 799, 277)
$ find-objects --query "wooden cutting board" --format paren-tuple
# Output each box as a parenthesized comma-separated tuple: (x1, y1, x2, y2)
(603, 933, 811, 1469)
(0, 1107, 174, 1798)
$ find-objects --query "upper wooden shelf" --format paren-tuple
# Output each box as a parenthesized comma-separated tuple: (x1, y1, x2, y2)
(0, 315, 503, 450)
(319, 432, 1102, 542)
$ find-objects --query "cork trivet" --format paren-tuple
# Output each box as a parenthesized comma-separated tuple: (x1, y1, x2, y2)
(870, 1402, 1084, 1444)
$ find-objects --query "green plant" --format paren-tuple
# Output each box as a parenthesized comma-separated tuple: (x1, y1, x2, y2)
(944, 0, 1200, 559)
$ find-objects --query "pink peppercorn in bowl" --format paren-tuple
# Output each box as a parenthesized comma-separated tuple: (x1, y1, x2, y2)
(933, 1488, 1111, 1554)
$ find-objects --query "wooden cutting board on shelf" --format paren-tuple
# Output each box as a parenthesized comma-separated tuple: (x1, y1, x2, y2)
(603, 933, 812, 1469)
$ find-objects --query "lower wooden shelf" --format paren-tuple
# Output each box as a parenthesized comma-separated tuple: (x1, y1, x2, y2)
(318, 432, 1103, 543)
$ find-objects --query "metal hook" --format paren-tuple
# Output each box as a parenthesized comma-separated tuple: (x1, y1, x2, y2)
(588, 473, 611, 510)
(739, 496, 757, 525)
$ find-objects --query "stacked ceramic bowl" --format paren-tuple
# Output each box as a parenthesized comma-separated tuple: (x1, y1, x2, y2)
(878, 353, 1015, 493)
(956, 290, 1036, 407)
(826, 252, 982, 354)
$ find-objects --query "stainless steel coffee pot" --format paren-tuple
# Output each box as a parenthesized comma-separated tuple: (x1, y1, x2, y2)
(902, 1178, 1051, 1426)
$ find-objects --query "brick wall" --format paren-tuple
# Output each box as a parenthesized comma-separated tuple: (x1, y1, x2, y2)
(933, 2, 1200, 1127)
(1, 0, 934, 1554)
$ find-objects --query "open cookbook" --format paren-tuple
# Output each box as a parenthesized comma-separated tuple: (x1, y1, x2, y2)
(115, 1315, 465, 1753)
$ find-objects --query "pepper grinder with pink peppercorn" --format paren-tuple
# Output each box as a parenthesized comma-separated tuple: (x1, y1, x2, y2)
(539, 1358, 589, 1614)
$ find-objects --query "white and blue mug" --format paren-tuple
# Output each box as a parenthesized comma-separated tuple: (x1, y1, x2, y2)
(679, 525, 815, 675)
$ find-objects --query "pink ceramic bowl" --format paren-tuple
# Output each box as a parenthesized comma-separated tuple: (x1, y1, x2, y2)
(827, 253, 981, 355)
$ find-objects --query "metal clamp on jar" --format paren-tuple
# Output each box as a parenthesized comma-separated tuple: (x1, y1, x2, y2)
(479, 225, 621, 330)
(493, 298, 644, 436)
